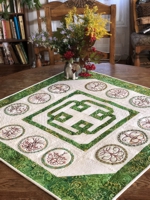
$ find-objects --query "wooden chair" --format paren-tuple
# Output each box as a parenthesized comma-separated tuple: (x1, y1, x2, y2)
(130, 0, 150, 67)
(34, 0, 116, 67)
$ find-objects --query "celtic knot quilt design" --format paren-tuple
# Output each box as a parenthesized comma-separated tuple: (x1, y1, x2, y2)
(0, 72, 150, 200)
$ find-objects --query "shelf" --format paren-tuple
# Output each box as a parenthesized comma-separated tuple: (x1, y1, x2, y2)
(0, 63, 31, 67)
(0, 1, 32, 76)
(0, 12, 24, 15)
(0, 39, 27, 42)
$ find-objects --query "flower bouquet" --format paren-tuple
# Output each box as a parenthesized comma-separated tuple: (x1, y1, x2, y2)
(29, 5, 110, 77)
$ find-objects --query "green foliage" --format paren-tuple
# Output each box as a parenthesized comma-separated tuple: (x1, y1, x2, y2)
(21, 0, 41, 9)
(0, 0, 41, 10)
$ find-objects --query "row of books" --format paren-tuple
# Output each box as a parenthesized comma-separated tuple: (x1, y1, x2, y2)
(0, 42, 28, 65)
(0, 15, 25, 40)
(0, 0, 22, 13)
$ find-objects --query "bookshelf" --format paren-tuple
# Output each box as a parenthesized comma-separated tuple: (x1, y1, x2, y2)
(0, 1, 32, 76)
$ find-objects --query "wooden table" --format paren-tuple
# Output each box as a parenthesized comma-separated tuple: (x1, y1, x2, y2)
(0, 63, 150, 200)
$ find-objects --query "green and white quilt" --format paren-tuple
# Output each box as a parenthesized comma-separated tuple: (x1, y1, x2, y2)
(0, 72, 150, 200)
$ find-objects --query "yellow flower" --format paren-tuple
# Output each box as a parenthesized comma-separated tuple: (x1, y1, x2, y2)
(65, 7, 77, 27)
(65, 5, 110, 40)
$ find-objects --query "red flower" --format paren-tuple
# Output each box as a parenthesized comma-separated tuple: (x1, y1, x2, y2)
(84, 63, 96, 70)
(91, 47, 96, 52)
(63, 51, 74, 60)
(79, 72, 92, 77)
(90, 36, 96, 42)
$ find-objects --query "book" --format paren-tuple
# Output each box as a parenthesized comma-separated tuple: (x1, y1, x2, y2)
(6, 0, 10, 12)
(0, 4, 3, 12)
(8, 44, 20, 64)
(11, 43, 22, 64)
(13, 16, 21, 39)
(9, 0, 14, 13)
(0, 47, 4, 64)
(13, 0, 17, 13)
(1, 19, 12, 39)
(2, 42, 14, 65)
(1, 44, 9, 64)
(15, 44, 26, 64)
(0, 19, 3, 39)
(9, 19, 17, 39)
(17, 43, 27, 64)
(19, 42, 28, 63)
(1, 2, 5, 12)
(0, 26, 3, 39)
(16, 0, 22, 13)
(18, 15, 25, 39)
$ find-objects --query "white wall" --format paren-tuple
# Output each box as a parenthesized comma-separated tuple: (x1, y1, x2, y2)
(97, 0, 130, 60)
(27, 0, 130, 61)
